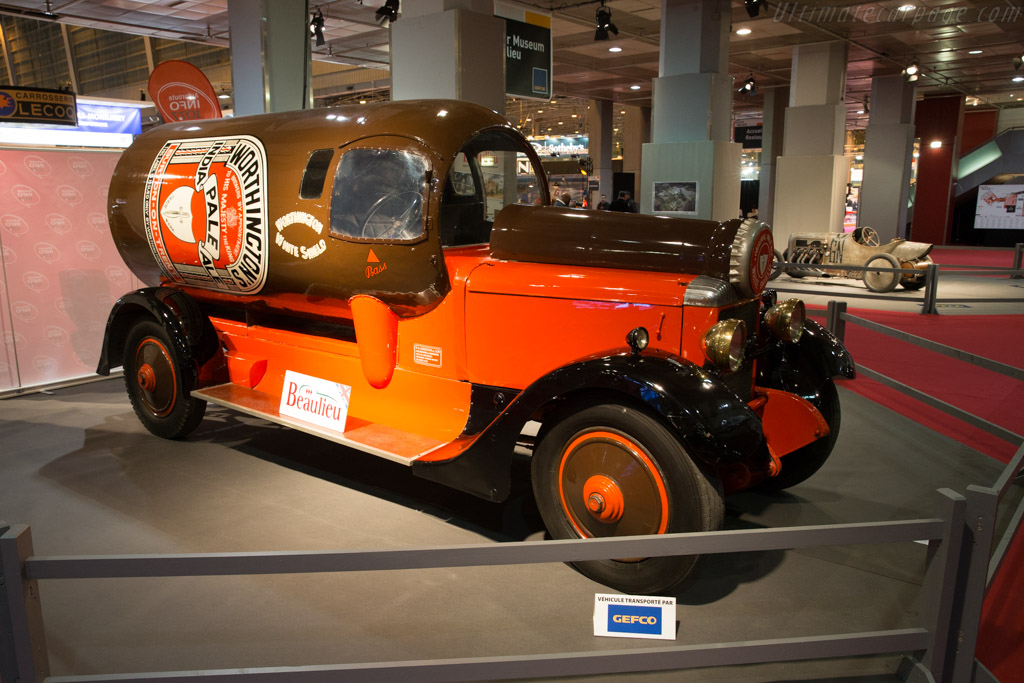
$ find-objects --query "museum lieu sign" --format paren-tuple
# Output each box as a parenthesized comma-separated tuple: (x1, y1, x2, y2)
(0, 86, 77, 126)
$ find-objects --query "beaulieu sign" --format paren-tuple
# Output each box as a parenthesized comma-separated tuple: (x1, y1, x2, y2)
(147, 60, 222, 122)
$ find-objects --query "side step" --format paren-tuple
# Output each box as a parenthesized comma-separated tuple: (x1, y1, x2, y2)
(190, 383, 445, 466)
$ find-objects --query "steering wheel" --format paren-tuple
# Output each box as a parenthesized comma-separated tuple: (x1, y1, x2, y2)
(361, 191, 423, 240)
(856, 226, 880, 246)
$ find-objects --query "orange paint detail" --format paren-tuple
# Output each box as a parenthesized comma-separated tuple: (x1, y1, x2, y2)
(558, 431, 670, 537)
(137, 364, 156, 392)
(754, 387, 830, 465)
(367, 249, 380, 263)
(350, 295, 398, 389)
(208, 318, 470, 444)
(681, 307, 720, 366)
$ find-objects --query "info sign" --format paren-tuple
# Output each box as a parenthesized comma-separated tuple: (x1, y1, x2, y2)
(976, 184, 1024, 230)
(593, 594, 676, 640)
(0, 86, 77, 126)
(495, 2, 552, 100)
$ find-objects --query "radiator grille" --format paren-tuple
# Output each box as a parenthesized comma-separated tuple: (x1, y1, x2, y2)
(717, 300, 760, 402)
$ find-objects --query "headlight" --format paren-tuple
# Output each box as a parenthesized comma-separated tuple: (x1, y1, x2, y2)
(764, 299, 805, 343)
(626, 326, 649, 355)
(701, 319, 746, 372)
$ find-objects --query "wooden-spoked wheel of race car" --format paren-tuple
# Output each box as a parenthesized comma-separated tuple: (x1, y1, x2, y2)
(123, 320, 205, 439)
(863, 253, 901, 293)
(532, 404, 723, 595)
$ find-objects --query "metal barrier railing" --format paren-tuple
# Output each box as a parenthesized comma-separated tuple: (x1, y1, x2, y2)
(773, 242, 1024, 314)
(825, 300, 1024, 683)
(0, 490, 968, 683)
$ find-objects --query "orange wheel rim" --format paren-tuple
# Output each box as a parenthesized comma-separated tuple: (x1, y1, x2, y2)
(133, 337, 177, 417)
(556, 430, 670, 541)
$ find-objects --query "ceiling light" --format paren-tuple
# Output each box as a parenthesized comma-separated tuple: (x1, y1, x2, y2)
(738, 75, 757, 95)
(309, 8, 325, 47)
(968, 49, 983, 55)
(375, 0, 399, 26)
(857, 109, 865, 114)
(218, 94, 230, 99)
(929, 140, 942, 149)
(1015, 76, 1024, 82)
(736, 28, 752, 35)
(629, 84, 641, 90)
(608, 46, 622, 52)
(595, 2, 618, 41)
(904, 64, 919, 76)
(898, 4, 914, 11)
(744, 0, 763, 18)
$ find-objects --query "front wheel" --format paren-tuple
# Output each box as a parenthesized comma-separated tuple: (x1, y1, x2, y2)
(123, 319, 206, 439)
(532, 404, 723, 594)
(863, 253, 901, 293)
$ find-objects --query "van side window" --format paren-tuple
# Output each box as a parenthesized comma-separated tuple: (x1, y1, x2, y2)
(300, 149, 334, 199)
(330, 148, 428, 242)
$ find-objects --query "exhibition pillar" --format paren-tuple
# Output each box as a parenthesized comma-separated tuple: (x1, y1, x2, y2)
(391, 0, 505, 112)
(590, 99, 614, 206)
(859, 75, 916, 241)
(911, 95, 964, 245)
(758, 87, 788, 226)
(622, 105, 650, 197)
(640, 0, 739, 220)
(228, 0, 311, 115)
(772, 42, 849, 246)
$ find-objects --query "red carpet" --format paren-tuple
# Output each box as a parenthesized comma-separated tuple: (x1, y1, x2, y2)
(807, 306, 1024, 681)
(928, 245, 1021, 274)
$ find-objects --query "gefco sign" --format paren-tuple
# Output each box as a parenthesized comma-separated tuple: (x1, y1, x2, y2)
(593, 594, 676, 640)
(0, 86, 77, 126)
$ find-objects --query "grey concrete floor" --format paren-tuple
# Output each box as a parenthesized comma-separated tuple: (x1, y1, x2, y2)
(1, 375, 1015, 682)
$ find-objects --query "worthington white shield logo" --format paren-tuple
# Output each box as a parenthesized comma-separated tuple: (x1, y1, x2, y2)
(143, 135, 269, 294)
(278, 370, 351, 434)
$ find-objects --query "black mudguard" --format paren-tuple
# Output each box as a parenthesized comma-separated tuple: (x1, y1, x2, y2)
(756, 319, 855, 407)
(96, 287, 210, 384)
(413, 350, 767, 502)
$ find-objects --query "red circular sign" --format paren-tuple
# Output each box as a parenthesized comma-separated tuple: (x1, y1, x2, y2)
(749, 228, 774, 295)
(148, 60, 222, 122)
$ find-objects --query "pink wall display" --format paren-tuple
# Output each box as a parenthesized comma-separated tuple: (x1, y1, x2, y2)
(0, 147, 142, 391)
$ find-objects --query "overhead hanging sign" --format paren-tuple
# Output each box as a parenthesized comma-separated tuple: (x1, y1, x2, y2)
(495, 3, 552, 100)
(147, 59, 222, 122)
(734, 125, 763, 149)
(0, 86, 77, 126)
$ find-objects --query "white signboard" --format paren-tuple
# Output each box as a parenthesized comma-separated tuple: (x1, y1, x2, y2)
(976, 184, 1024, 230)
(278, 370, 351, 434)
(593, 594, 676, 640)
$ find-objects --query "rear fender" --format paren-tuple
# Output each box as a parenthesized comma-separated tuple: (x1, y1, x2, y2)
(96, 288, 212, 385)
(412, 351, 767, 501)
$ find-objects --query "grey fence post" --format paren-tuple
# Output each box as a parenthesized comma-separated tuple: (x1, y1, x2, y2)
(825, 300, 847, 342)
(0, 523, 49, 683)
(1012, 243, 1023, 279)
(947, 486, 999, 683)
(901, 489, 966, 683)
(922, 263, 940, 315)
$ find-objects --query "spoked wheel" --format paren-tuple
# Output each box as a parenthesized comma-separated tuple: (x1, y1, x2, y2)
(757, 380, 841, 492)
(123, 320, 205, 439)
(863, 253, 901, 293)
(532, 404, 723, 595)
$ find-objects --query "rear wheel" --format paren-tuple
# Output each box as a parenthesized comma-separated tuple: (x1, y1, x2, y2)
(757, 380, 841, 491)
(532, 404, 723, 594)
(123, 319, 205, 439)
(863, 253, 901, 293)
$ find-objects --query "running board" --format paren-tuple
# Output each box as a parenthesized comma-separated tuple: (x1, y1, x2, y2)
(191, 383, 445, 466)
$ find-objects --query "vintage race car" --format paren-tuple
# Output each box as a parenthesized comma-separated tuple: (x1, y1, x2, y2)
(97, 100, 854, 595)
(773, 227, 933, 293)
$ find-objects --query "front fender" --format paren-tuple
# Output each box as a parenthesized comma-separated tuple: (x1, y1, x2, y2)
(412, 351, 767, 501)
(756, 318, 854, 406)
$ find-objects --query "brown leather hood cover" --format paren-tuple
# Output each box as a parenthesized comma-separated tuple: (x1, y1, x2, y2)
(490, 204, 743, 281)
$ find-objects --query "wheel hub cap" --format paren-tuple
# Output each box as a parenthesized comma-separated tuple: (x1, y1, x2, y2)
(583, 474, 624, 523)
(137, 364, 156, 392)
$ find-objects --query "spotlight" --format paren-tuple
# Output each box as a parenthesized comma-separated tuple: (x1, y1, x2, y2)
(595, 2, 618, 41)
(310, 8, 325, 46)
(738, 75, 757, 95)
(903, 63, 919, 82)
(744, 0, 763, 18)
(375, 0, 399, 26)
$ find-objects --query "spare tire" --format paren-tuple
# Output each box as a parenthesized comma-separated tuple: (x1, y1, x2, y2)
(729, 219, 775, 298)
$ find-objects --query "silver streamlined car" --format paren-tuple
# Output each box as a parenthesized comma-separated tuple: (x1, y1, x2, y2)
(771, 227, 933, 293)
